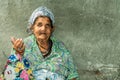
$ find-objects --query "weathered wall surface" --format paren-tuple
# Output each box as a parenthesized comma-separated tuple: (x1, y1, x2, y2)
(0, 0, 120, 80)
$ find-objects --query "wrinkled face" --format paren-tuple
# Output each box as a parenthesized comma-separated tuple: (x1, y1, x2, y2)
(32, 16, 54, 41)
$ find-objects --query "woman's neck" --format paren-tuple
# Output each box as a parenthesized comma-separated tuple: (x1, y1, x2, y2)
(37, 39, 49, 46)
(37, 39, 51, 57)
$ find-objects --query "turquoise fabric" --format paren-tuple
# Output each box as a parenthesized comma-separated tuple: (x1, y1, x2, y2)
(11, 34, 79, 80)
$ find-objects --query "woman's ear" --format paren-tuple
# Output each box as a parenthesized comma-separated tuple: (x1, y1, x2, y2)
(30, 25, 34, 32)
(52, 26, 55, 32)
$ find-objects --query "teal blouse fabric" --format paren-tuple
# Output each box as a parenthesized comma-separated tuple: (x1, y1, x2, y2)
(11, 35, 79, 80)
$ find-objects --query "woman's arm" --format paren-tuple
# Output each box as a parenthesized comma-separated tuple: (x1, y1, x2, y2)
(65, 52, 79, 80)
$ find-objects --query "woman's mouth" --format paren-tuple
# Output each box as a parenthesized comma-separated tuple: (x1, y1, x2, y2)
(39, 32, 46, 35)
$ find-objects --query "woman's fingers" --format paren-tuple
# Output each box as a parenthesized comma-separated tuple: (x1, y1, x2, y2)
(15, 39, 23, 48)
(19, 39, 24, 49)
(11, 37, 16, 44)
(11, 38, 25, 53)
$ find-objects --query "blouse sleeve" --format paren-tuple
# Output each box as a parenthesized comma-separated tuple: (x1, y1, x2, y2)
(58, 41, 79, 79)
(65, 51, 79, 80)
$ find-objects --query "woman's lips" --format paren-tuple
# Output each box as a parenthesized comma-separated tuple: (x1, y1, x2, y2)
(39, 32, 46, 35)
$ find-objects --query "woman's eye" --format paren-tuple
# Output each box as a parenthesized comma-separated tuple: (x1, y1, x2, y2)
(46, 24, 51, 28)
(37, 23, 42, 27)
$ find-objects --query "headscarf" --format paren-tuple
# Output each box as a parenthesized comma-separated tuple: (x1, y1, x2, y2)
(28, 6, 55, 27)
(27, 6, 55, 34)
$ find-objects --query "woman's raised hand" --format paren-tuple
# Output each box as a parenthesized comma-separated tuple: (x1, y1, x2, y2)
(11, 37, 25, 56)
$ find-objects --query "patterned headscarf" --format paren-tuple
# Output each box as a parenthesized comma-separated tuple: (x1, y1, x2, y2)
(27, 6, 55, 34)
(28, 6, 55, 26)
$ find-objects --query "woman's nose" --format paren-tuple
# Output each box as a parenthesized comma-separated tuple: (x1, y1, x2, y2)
(40, 26, 46, 31)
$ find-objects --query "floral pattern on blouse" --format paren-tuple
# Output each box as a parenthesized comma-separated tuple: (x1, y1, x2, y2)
(1, 54, 34, 80)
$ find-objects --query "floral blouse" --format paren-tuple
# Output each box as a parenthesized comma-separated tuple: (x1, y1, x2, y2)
(1, 54, 34, 80)
(1, 35, 79, 80)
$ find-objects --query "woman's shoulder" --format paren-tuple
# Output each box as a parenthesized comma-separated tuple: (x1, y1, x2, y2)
(51, 36, 65, 47)
(23, 35, 36, 49)
(51, 36, 70, 54)
(23, 35, 35, 44)
(24, 34, 34, 42)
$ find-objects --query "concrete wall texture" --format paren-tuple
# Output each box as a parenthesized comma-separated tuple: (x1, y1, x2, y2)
(0, 0, 120, 80)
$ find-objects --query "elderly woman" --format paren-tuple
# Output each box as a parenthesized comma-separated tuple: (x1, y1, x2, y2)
(2, 6, 79, 80)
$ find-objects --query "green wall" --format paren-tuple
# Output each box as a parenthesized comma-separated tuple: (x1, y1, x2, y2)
(0, 0, 120, 80)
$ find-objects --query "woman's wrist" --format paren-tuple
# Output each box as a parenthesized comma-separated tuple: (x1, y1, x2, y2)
(15, 50, 24, 56)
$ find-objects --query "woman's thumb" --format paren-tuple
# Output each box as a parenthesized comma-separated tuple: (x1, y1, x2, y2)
(11, 37, 16, 44)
